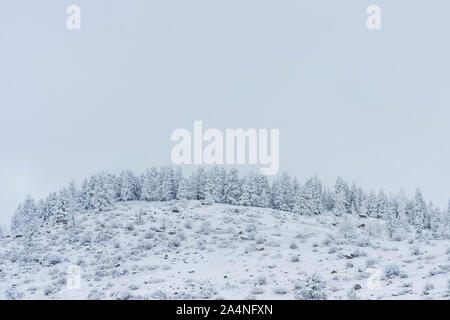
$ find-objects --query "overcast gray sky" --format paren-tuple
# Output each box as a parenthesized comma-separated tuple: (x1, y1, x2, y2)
(1, 0, 449, 227)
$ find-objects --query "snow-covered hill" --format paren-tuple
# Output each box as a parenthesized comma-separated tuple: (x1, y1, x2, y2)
(1, 200, 449, 300)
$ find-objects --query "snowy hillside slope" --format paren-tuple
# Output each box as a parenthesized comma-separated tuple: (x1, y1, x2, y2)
(1, 200, 449, 300)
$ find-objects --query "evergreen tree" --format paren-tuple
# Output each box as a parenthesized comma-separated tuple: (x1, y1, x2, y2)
(223, 168, 241, 205)
(386, 197, 401, 239)
(413, 188, 427, 228)
(176, 178, 193, 200)
(293, 184, 309, 215)
(173, 166, 183, 199)
(11, 195, 39, 235)
(189, 168, 207, 200)
(375, 190, 388, 219)
(158, 166, 176, 201)
(274, 173, 295, 211)
(239, 173, 254, 207)
(334, 177, 351, 213)
(205, 167, 226, 203)
(254, 173, 271, 208)
(118, 170, 140, 201)
(332, 190, 346, 216)
(140, 167, 159, 201)
(82, 173, 116, 211)
(321, 187, 334, 211)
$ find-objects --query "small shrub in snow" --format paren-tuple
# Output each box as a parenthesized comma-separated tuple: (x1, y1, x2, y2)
(411, 245, 421, 256)
(355, 235, 371, 247)
(129, 284, 139, 290)
(423, 283, 434, 295)
(141, 240, 154, 250)
(424, 283, 434, 291)
(144, 231, 155, 239)
(273, 286, 288, 295)
(197, 222, 211, 235)
(295, 232, 308, 239)
(352, 248, 367, 258)
(328, 247, 338, 254)
(5, 287, 24, 300)
(266, 241, 280, 247)
(294, 274, 327, 300)
(321, 237, 333, 246)
(199, 286, 217, 299)
(47, 254, 61, 266)
(365, 258, 378, 268)
(257, 276, 267, 285)
(80, 232, 92, 245)
(255, 236, 266, 244)
(251, 287, 264, 295)
(44, 285, 55, 296)
(289, 242, 298, 249)
(151, 290, 167, 300)
(88, 290, 104, 300)
(383, 263, 400, 278)
(117, 290, 133, 300)
(290, 255, 300, 262)
(338, 217, 357, 240)
(168, 238, 181, 248)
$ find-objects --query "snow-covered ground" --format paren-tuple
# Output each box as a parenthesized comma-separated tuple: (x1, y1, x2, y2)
(1, 200, 449, 300)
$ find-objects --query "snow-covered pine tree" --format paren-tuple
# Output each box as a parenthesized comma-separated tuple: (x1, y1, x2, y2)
(321, 187, 334, 211)
(274, 173, 295, 212)
(118, 170, 140, 201)
(254, 173, 271, 208)
(189, 167, 207, 200)
(293, 184, 309, 215)
(11, 195, 40, 236)
(83, 173, 116, 211)
(45, 192, 63, 221)
(427, 202, 442, 236)
(56, 187, 71, 223)
(334, 177, 351, 213)
(307, 176, 324, 215)
(375, 190, 388, 219)
(222, 168, 241, 205)
(140, 167, 159, 201)
(413, 188, 427, 228)
(332, 190, 346, 216)
(173, 166, 183, 199)
(205, 167, 226, 203)
(270, 180, 281, 210)
(239, 173, 254, 207)
(176, 177, 193, 200)
(386, 197, 401, 239)
(349, 183, 363, 215)
(158, 166, 176, 201)
(363, 191, 378, 218)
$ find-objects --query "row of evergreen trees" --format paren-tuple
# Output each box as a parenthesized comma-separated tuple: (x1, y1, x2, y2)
(10, 166, 450, 238)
